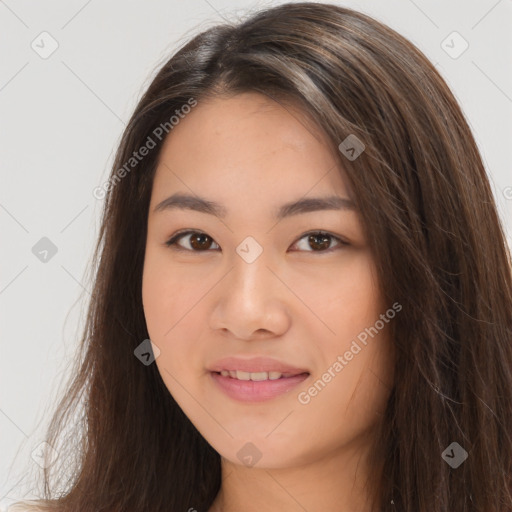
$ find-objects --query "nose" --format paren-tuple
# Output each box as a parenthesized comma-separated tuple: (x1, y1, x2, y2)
(209, 249, 291, 340)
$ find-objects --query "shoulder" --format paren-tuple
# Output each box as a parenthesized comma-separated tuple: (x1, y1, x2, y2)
(7, 501, 47, 511)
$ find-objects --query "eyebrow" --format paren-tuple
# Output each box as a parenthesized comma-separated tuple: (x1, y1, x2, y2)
(153, 192, 356, 220)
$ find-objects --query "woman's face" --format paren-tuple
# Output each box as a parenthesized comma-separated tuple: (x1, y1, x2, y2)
(142, 92, 395, 469)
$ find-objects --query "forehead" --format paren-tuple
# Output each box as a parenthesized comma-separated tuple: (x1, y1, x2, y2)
(151, 92, 352, 204)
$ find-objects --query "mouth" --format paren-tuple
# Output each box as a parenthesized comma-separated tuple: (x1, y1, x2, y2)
(212, 370, 309, 380)
(207, 356, 311, 402)
(209, 369, 310, 402)
(208, 355, 309, 376)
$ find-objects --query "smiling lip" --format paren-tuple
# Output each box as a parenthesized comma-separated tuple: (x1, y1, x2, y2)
(208, 356, 309, 375)
(210, 372, 309, 402)
(208, 356, 310, 402)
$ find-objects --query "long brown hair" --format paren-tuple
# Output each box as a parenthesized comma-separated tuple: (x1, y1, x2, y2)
(19, 2, 512, 511)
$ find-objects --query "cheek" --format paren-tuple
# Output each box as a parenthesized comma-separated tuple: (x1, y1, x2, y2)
(295, 250, 383, 339)
(142, 255, 172, 339)
(302, 252, 393, 417)
(142, 249, 200, 337)
(141, 250, 208, 386)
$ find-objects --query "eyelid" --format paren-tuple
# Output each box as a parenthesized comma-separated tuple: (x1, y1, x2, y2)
(164, 229, 349, 253)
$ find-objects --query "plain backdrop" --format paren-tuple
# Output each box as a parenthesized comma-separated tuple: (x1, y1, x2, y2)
(1, 0, 511, 508)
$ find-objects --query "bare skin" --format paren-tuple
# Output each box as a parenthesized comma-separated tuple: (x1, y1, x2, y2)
(142, 92, 395, 512)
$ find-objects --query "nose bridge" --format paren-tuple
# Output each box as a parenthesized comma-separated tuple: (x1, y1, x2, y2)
(230, 240, 273, 299)
(223, 239, 285, 318)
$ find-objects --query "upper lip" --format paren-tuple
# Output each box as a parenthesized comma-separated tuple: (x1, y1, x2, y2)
(208, 356, 310, 375)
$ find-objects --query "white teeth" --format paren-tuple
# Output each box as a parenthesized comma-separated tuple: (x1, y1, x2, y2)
(218, 370, 285, 380)
(238, 370, 263, 381)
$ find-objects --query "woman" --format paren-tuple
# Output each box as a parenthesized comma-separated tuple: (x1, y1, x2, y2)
(11, 2, 512, 511)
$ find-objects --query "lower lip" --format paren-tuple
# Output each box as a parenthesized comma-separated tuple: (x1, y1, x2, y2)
(210, 371, 310, 402)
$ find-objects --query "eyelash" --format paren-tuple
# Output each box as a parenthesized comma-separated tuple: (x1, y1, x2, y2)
(164, 230, 349, 254)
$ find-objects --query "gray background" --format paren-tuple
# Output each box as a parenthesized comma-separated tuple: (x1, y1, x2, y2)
(1, 0, 511, 507)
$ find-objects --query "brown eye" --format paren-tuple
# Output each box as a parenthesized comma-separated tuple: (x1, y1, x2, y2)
(189, 233, 214, 250)
(291, 231, 348, 253)
(307, 233, 331, 251)
(165, 231, 220, 251)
